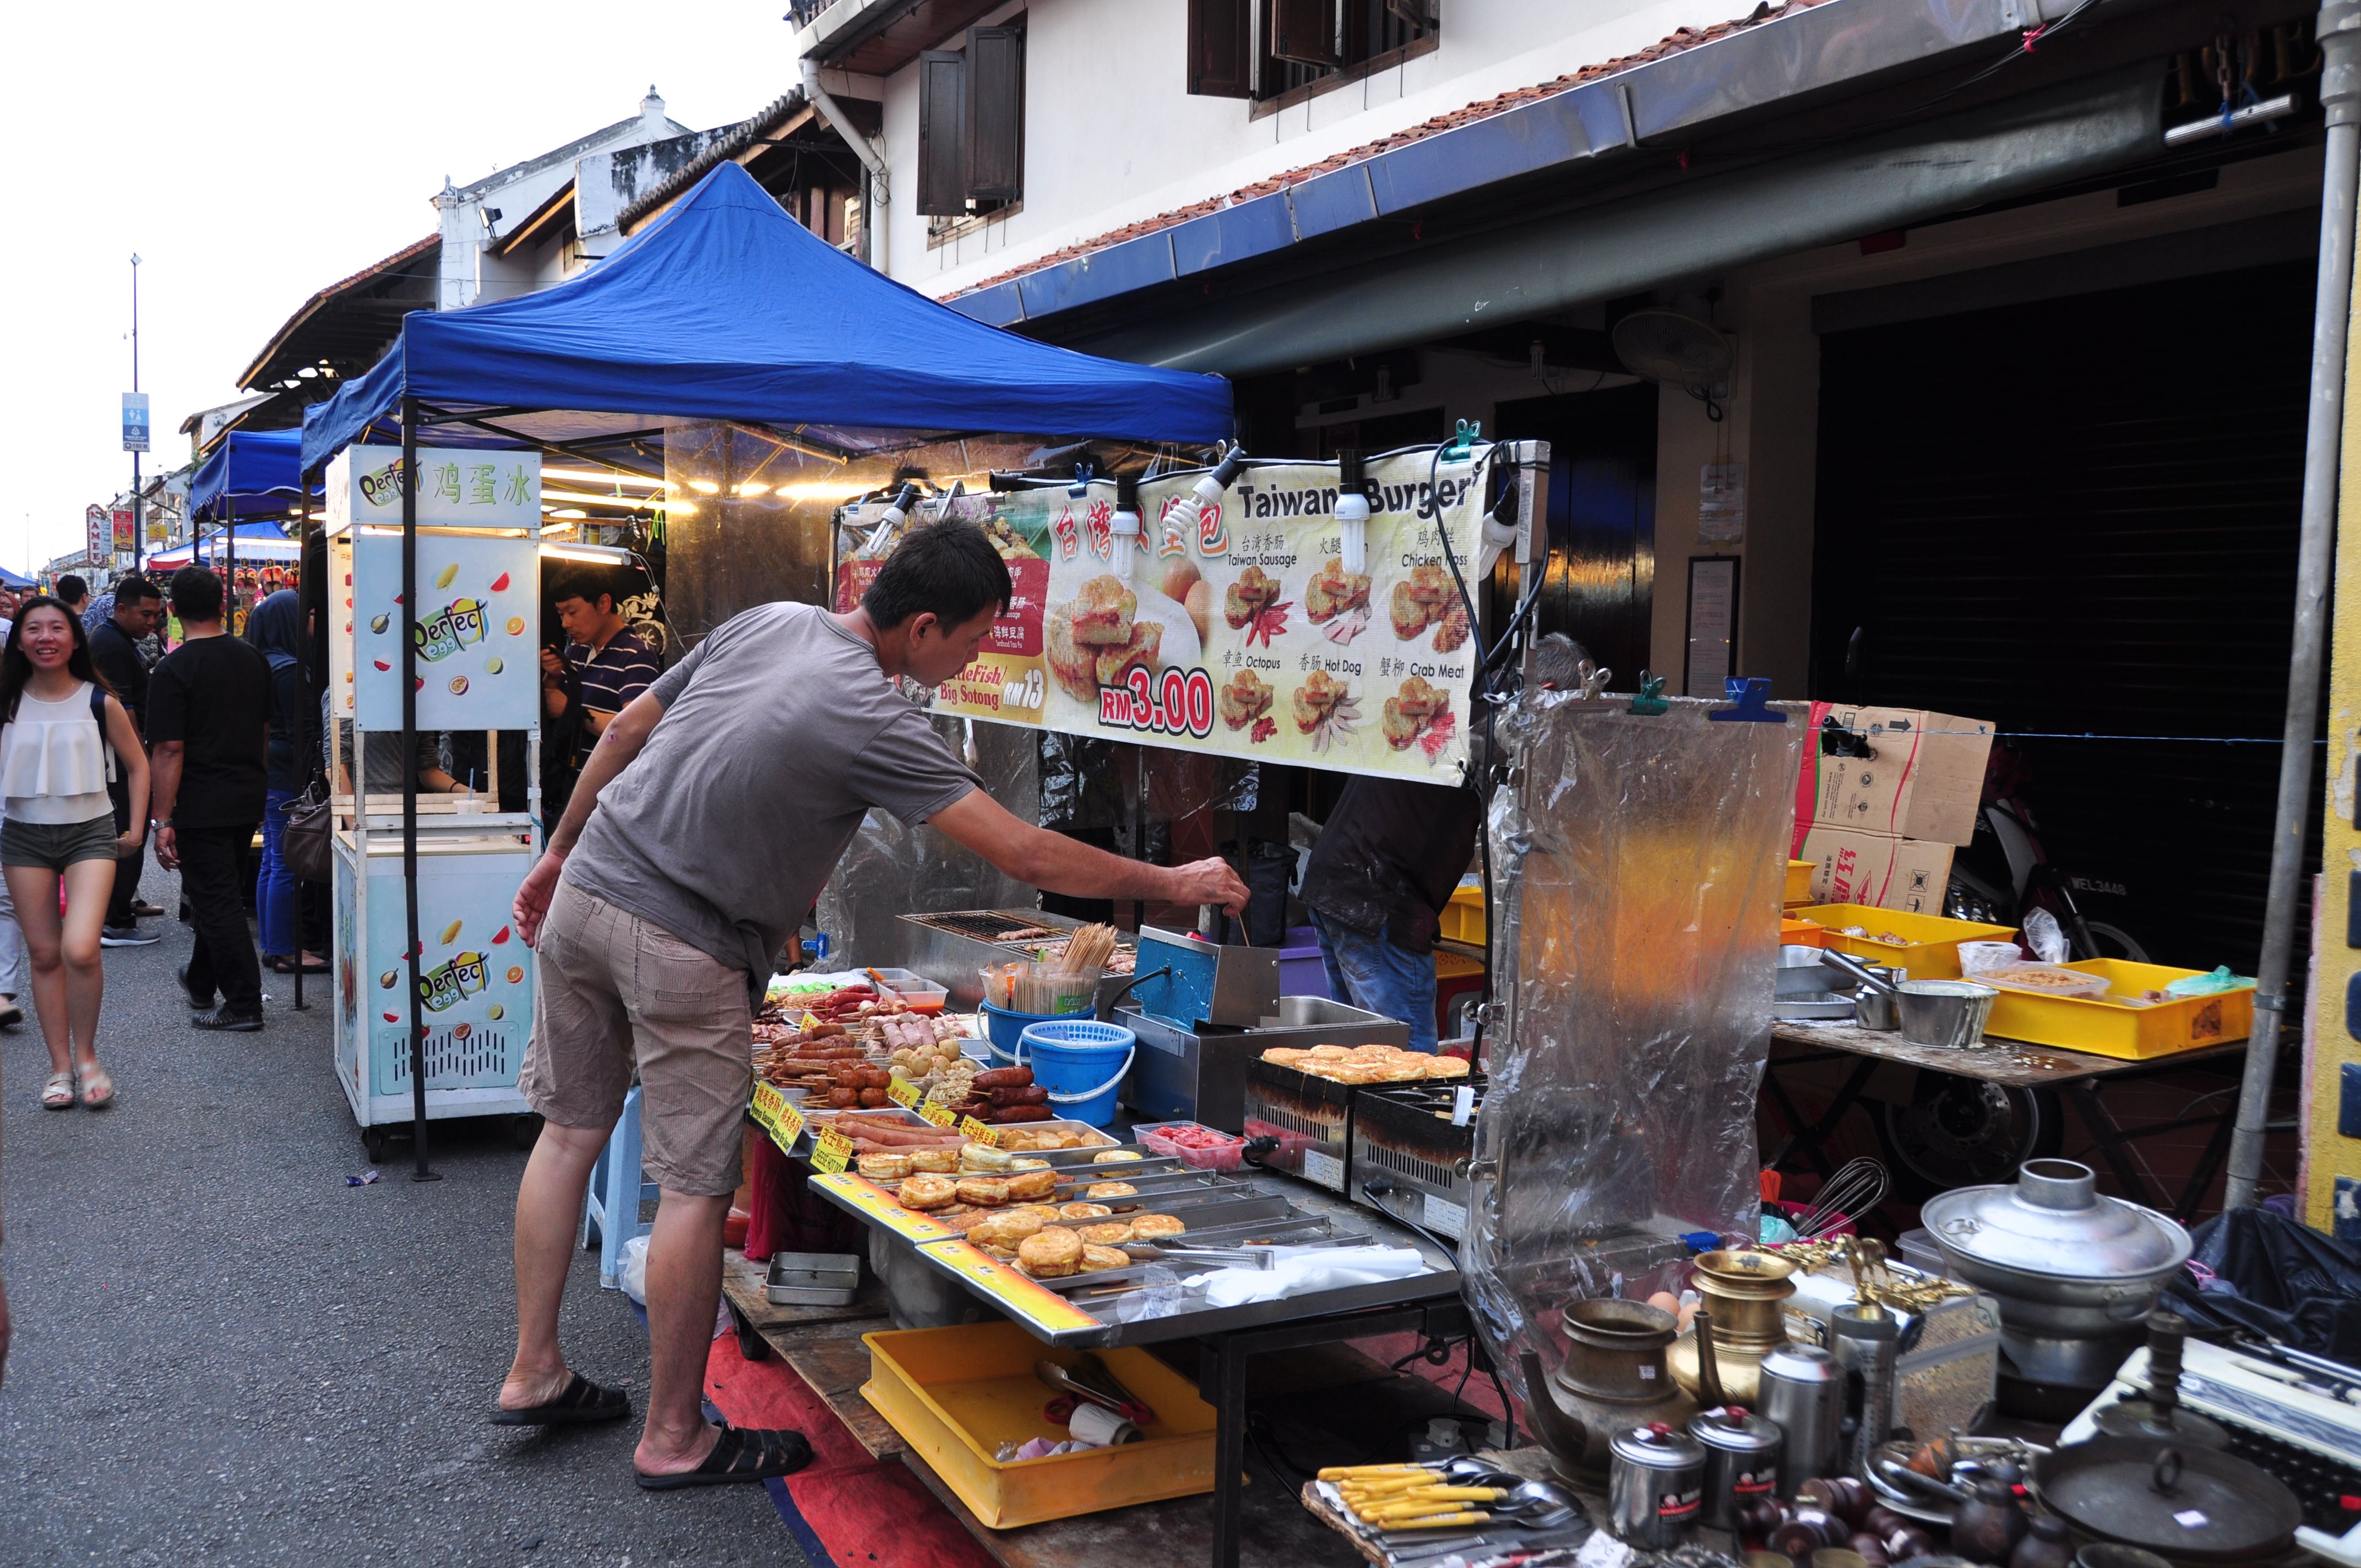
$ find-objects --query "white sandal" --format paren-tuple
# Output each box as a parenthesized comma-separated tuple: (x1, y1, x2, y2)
(41, 1071, 74, 1109)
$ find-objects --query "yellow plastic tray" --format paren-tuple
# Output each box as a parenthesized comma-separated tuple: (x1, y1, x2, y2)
(1440, 883, 1486, 945)
(1792, 903, 2015, 979)
(1983, 959, 2254, 1059)
(862, 1321, 1217, 1528)
(1434, 948, 1485, 979)
(1782, 917, 1825, 949)
(1786, 858, 1814, 908)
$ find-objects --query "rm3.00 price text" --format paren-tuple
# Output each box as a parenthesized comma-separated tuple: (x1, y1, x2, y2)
(1098, 666, 1215, 739)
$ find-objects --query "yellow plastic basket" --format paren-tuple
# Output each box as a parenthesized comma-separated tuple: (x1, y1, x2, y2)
(1793, 904, 2016, 979)
(1439, 883, 1487, 945)
(862, 1321, 1218, 1528)
(1785, 858, 1814, 908)
(1982, 960, 2254, 1059)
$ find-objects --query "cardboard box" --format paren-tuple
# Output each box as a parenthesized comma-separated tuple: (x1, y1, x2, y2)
(1799, 826, 1955, 914)
(1798, 704, 1993, 847)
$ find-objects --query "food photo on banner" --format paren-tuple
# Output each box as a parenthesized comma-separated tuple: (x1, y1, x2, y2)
(833, 446, 1497, 781)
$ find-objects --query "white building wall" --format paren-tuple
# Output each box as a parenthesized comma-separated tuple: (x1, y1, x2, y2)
(842, 0, 1764, 296)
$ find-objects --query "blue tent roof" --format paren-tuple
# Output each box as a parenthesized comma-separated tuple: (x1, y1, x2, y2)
(302, 162, 1232, 472)
(190, 428, 312, 521)
(0, 566, 34, 590)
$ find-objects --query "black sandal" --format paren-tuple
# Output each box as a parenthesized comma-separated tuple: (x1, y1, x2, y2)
(634, 1424, 812, 1489)
(488, 1373, 632, 1427)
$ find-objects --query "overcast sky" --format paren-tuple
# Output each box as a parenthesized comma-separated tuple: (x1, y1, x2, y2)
(0, 1, 801, 576)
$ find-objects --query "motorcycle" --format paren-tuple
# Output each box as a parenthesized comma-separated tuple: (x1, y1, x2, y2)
(1943, 743, 2150, 964)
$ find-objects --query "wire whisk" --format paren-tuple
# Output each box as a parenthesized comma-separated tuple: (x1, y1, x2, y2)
(1798, 1156, 1889, 1238)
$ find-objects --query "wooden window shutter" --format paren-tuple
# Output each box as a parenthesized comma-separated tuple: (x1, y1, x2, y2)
(965, 25, 1025, 203)
(1271, 0, 1339, 66)
(916, 50, 967, 216)
(1187, 0, 1253, 97)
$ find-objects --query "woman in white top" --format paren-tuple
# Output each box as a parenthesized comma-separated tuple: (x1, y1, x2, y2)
(0, 599, 148, 1109)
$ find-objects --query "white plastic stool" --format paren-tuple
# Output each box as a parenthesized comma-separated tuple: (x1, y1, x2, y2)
(580, 1085, 658, 1289)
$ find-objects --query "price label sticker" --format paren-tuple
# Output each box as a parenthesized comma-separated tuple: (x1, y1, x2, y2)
(748, 1082, 806, 1154)
(916, 1099, 958, 1129)
(809, 1172, 954, 1243)
(886, 1077, 920, 1109)
(919, 1240, 1101, 1333)
(960, 1116, 1000, 1146)
(801, 1010, 826, 1032)
(810, 1126, 853, 1174)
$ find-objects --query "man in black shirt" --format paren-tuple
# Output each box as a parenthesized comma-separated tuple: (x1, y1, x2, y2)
(1298, 634, 1581, 1050)
(147, 567, 274, 1031)
(90, 576, 165, 944)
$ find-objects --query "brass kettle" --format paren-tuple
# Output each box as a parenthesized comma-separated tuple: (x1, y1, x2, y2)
(1519, 1298, 1698, 1481)
(1666, 1249, 1797, 1406)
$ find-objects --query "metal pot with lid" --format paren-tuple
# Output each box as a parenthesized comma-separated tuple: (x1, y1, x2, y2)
(1608, 1421, 1706, 1549)
(1688, 1404, 1782, 1532)
(1920, 1159, 2190, 1390)
(2033, 1437, 2302, 1564)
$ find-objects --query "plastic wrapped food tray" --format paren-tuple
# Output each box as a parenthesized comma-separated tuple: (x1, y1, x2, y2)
(1978, 963, 2113, 1000)
(1131, 1120, 1248, 1172)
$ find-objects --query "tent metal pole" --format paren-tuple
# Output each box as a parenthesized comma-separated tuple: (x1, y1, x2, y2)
(2227, 0, 2361, 1210)
(401, 395, 439, 1183)
(293, 476, 312, 1013)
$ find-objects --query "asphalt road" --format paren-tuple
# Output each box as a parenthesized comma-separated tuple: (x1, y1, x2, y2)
(0, 866, 798, 1567)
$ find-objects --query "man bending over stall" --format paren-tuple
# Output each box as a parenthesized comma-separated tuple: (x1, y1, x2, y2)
(501, 518, 1248, 1489)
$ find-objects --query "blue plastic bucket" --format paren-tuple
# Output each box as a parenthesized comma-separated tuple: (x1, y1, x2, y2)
(981, 1000, 1064, 1059)
(1013, 1019, 1138, 1126)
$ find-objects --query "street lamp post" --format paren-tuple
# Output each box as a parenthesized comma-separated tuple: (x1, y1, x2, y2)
(129, 254, 142, 578)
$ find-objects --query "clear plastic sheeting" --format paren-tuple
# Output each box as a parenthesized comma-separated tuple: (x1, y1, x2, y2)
(1466, 694, 1801, 1409)
(813, 712, 1041, 972)
(1036, 737, 1259, 834)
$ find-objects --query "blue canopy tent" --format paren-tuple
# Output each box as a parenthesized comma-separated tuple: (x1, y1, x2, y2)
(297, 161, 1233, 1174)
(0, 566, 34, 591)
(189, 428, 308, 520)
(301, 162, 1231, 472)
(186, 427, 317, 614)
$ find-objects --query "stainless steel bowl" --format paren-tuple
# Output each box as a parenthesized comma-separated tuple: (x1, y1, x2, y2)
(1896, 979, 1999, 1048)
(1777, 944, 1837, 998)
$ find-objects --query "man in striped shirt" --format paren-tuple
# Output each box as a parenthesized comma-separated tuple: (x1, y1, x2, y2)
(542, 574, 660, 769)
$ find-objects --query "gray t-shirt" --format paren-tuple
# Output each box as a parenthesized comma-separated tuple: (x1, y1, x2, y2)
(562, 602, 982, 985)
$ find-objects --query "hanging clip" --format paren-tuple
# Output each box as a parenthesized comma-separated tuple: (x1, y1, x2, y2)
(1557, 658, 1618, 711)
(1628, 672, 1669, 716)
(1441, 419, 1481, 462)
(1709, 676, 1786, 723)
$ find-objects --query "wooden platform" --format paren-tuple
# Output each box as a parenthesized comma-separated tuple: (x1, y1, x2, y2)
(1771, 1019, 2243, 1086)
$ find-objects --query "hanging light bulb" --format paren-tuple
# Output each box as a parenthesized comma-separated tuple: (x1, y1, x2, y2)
(1160, 445, 1246, 557)
(1111, 472, 1143, 579)
(1335, 448, 1371, 575)
(861, 481, 920, 558)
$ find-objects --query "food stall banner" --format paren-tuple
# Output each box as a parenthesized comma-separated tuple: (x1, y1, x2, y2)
(323, 444, 541, 533)
(1464, 694, 1800, 1407)
(833, 448, 1493, 782)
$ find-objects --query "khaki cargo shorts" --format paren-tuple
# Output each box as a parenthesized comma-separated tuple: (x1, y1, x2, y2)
(521, 878, 750, 1196)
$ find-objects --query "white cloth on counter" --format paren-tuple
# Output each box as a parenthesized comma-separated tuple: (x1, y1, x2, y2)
(1187, 1245, 1431, 1308)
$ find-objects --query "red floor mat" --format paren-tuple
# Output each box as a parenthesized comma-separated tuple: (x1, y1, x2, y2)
(704, 1329, 997, 1568)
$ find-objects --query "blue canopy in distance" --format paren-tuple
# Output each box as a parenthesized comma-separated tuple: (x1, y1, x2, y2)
(190, 428, 313, 521)
(303, 161, 1232, 472)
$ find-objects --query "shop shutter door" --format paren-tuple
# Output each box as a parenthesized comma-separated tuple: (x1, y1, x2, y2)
(965, 26, 1026, 204)
(1809, 259, 2317, 973)
(916, 50, 967, 216)
(1271, 0, 1340, 66)
(1188, 0, 1254, 97)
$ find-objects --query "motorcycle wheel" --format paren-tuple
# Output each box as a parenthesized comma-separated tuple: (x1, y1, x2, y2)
(2075, 919, 2150, 964)
(1876, 1070, 2064, 1199)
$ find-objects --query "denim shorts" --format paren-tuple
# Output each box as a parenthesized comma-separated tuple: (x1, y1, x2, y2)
(1, 812, 121, 872)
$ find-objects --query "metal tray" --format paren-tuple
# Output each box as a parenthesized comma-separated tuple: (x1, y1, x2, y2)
(768, 1250, 862, 1306)
(814, 1169, 1460, 1348)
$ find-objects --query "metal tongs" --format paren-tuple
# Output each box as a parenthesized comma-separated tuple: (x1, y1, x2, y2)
(1149, 1244, 1277, 1270)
